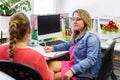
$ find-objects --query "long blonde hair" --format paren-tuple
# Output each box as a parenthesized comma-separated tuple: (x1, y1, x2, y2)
(71, 9, 93, 43)
(9, 13, 30, 59)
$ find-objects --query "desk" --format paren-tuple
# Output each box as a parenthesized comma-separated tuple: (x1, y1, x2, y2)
(28, 39, 120, 60)
(101, 39, 120, 52)
(30, 39, 120, 51)
(101, 40, 120, 78)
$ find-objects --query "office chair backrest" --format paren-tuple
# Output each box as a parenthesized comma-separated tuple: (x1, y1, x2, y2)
(97, 40, 116, 80)
(0, 61, 42, 80)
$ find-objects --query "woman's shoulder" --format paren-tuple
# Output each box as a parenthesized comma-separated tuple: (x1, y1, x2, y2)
(80, 31, 100, 43)
(85, 31, 99, 39)
(0, 43, 9, 49)
(16, 47, 43, 56)
(85, 31, 100, 43)
(86, 30, 97, 35)
(24, 48, 42, 54)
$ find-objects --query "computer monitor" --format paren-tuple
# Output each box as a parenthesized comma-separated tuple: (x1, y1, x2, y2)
(37, 14, 61, 42)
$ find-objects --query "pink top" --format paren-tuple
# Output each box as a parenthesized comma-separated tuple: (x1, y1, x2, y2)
(0, 44, 53, 80)
(70, 44, 78, 80)
(69, 44, 76, 67)
(61, 44, 78, 80)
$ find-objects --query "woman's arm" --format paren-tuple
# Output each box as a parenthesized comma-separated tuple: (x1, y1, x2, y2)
(53, 41, 73, 51)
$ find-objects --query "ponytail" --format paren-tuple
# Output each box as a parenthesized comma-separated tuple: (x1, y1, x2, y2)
(9, 22, 18, 60)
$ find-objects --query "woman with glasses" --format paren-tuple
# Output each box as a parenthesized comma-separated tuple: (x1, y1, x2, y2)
(44, 9, 102, 80)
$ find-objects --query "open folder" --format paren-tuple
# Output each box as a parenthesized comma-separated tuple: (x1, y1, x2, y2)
(30, 45, 69, 59)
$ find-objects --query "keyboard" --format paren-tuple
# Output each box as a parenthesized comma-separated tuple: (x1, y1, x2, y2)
(40, 40, 65, 46)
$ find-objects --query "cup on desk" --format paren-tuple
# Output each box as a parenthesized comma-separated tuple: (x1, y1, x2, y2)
(27, 40, 39, 47)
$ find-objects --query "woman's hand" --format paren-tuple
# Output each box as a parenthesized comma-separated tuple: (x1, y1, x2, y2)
(43, 46, 53, 52)
(64, 70, 74, 80)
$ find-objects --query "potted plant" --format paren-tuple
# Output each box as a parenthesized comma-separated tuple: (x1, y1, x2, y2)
(101, 20, 120, 39)
(0, 0, 31, 38)
(0, 0, 31, 16)
(101, 20, 119, 33)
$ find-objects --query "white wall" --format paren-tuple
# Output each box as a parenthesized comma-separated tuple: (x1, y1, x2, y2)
(55, 0, 120, 17)
(34, 0, 54, 15)
(54, 1, 63, 14)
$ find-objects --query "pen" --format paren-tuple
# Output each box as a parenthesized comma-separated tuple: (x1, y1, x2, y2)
(54, 53, 57, 58)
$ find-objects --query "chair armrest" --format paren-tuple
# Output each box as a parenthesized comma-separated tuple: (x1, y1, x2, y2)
(73, 73, 95, 80)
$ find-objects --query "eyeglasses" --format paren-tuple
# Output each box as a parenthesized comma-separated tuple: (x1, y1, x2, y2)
(72, 17, 82, 21)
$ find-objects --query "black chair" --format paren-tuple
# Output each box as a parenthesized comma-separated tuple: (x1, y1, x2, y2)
(72, 40, 118, 80)
(0, 61, 42, 80)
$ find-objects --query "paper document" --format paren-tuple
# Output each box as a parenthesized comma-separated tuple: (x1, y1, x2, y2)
(30, 46, 69, 58)
(43, 51, 69, 58)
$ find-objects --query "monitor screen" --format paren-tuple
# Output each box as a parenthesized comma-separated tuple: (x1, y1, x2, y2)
(37, 14, 60, 35)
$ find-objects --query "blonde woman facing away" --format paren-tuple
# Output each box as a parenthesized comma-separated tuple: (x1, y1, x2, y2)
(44, 9, 102, 80)
(0, 13, 53, 80)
